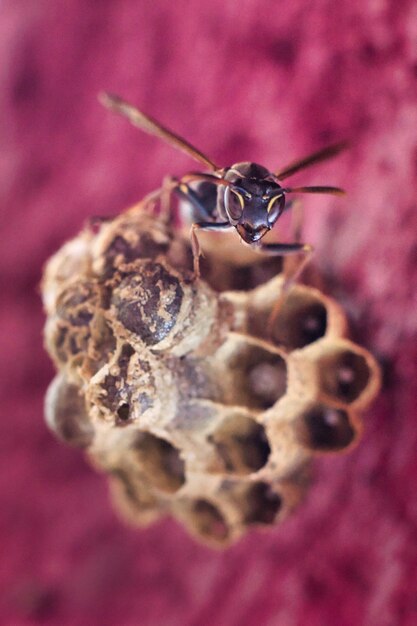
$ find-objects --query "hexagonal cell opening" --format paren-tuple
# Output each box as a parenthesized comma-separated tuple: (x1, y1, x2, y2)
(242, 481, 282, 525)
(186, 499, 229, 543)
(297, 404, 355, 452)
(269, 291, 328, 350)
(132, 433, 186, 493)
(117, 403, 130, 422)
(110, 467, 157, 511)
(209, 414, 271, 475)
(228, 344, 287, 410)
(318, 348, 371, 404)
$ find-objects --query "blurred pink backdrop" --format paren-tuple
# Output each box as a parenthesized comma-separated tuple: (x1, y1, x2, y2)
(1, 1, 417, 625)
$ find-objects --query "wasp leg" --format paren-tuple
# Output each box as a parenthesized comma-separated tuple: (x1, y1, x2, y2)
(285, 243, 313, 290)
(251, 241, 309, 257)
(252, 240, 313, 287)
(289, 200, 303, 242)
(139, 187, 165, 215)
(190, 221, 233, 278)
(282, 199, 304, 281)
(257, 242, 314, 343)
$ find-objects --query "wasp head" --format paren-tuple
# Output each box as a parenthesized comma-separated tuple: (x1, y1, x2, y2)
(219, 162, 286, 244)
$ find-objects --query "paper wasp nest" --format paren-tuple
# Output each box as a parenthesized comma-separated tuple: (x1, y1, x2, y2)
(42, 202, 381, 546)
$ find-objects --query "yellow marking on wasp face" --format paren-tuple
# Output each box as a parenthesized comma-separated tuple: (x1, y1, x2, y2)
(267, 195, 282, 213)
(232, 190, 245, 210)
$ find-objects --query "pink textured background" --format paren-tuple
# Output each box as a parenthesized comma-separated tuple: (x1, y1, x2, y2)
(1, 1, 417, 625)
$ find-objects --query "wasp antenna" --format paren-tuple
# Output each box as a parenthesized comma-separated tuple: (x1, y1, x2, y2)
(284, 186, 345, 196)
(275, 141, 349, 180)
(98, 92, 219, 171)
(180, 172, 237, 189)
(98, 91, 123, 110)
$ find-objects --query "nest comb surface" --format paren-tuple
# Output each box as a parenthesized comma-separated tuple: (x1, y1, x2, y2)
(42, 202, 381, 546)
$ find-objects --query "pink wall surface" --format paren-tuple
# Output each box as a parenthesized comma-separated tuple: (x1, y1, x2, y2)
(1, 1, 416, 625)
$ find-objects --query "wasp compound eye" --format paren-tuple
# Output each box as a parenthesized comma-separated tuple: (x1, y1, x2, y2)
(267, 193, 286, 224)
(224, 187, 244, 222)
(42, 202, 380, 547)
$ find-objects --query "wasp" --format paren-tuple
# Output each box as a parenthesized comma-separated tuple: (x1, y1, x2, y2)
(99, 93, 345, 277)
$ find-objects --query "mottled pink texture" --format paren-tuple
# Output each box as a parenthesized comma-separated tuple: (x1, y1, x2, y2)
(1, 1, 417, 625)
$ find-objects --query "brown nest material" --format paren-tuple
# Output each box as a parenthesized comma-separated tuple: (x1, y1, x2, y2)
(42, 202, 381, 546)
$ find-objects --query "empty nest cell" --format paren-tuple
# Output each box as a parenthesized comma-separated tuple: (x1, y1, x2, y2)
(109, 468, 161, 527)
(182, 499, 230, 544)
(242, 481, 282, 525)
(220, 339, 288, 409)
(221, 479, 283, 526)
(316, 347, 372, 404)
(110, 467, 158, 511)
(244, 284, 330, 351)
(296, 403, 356, 452)
(269, 289, 328, 350)
(131, 432, 186, 494)
(209, 414, 271, 475)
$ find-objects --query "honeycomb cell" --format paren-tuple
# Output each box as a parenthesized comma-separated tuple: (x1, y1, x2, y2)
(110, 467, 158, 510)
(229, 481, 282, 526)
(247, 360, 287, 408)
(96, 222, 171, 277)
(244, 482, 282, 525)
(220, 339, 287, 409)
(317, 347, 371, 404)
(109, 468, 161, 527)
(209, 414, 271, 475)
(87, 345, 161, 426)
(41, 230, 94, 315)
(44, 279, 104, 371)
(45, 373, 94, 448)
(269, 289, 328, 350)
(111, 261, 184, 347)
(132, 432, 186, 494)
(297, 404, 356, 452)
(183, 499, 230, 544)
(88, 343, 135, 422)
